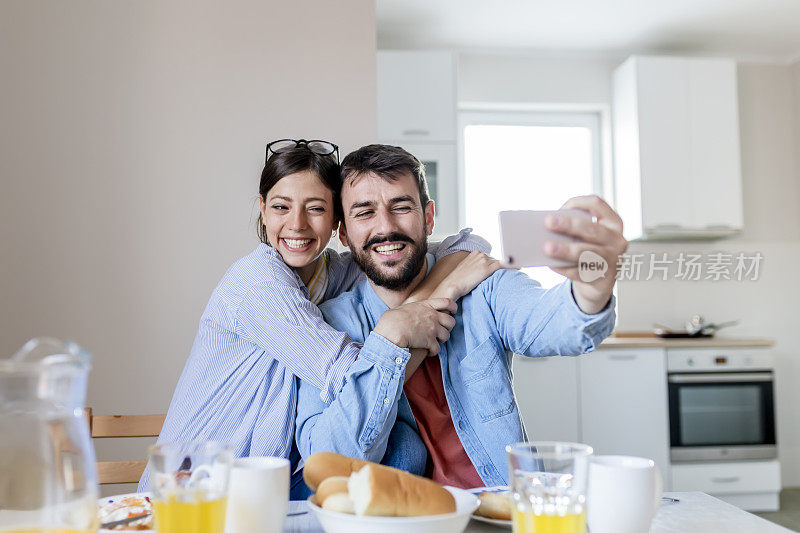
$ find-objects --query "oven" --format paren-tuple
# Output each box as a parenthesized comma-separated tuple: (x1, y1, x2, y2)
(667, 350, 777, 462)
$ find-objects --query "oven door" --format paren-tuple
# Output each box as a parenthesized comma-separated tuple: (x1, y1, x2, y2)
(668, 371, 776, 462)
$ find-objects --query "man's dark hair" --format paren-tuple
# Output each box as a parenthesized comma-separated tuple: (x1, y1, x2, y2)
(340, 144, 431, 207)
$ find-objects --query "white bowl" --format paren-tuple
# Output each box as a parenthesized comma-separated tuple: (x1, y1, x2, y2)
(308, 486, 480, 533)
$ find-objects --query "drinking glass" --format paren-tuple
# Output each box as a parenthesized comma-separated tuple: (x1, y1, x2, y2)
(506, 441, 593, 533)
(147, 442, 232, 533)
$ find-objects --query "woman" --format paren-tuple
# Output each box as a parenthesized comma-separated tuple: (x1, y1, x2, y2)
(138, 139, 493, 494)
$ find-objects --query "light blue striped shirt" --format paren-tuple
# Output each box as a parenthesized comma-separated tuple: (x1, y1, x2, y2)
(138, 230, 487, 491)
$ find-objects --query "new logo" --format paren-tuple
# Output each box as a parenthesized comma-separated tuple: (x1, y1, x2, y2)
(578, 250, 607, 282)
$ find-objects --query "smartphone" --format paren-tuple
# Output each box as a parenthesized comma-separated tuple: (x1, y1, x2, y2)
(498, 209, 592, 268)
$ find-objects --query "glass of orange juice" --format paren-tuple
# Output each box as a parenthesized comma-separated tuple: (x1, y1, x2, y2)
(147, 442, 232, 533)
(506, 442, 593, 533)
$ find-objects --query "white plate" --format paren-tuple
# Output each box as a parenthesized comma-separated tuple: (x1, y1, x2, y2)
(468, 486, 512, 529)
(308, 485, 480, 533)
(97, 492, 153, 532)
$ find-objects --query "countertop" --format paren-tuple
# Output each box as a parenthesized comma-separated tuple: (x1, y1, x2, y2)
(282, 492, 791, 532)
(598, 336, 775, 349)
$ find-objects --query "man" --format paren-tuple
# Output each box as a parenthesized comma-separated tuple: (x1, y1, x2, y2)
(295, 144, 628, 487)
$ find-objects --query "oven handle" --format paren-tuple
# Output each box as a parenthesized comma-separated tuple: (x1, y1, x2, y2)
(668, 373, 773, 383)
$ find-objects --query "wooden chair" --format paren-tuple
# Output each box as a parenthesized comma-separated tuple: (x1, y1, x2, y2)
(84, 408, 166, 484)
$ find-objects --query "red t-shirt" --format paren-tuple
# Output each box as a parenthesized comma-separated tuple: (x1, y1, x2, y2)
(404, 357, 483, 489)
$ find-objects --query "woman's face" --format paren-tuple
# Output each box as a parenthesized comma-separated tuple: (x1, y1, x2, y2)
(260, 170, 337, 271)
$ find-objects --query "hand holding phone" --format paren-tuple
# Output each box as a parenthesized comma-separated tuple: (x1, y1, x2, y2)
(498, 196, 628, 315)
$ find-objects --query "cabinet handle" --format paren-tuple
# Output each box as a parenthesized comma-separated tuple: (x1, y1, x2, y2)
(402, 129, 431, 136)
(649, 224, 682, 230)
(608, 354, 637, 361)
(711, 476, 740, 483)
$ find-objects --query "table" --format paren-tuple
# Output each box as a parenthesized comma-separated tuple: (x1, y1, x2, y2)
(283, 492, 793, 532)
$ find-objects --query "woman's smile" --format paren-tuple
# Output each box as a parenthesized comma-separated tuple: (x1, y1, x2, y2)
(281, 237, 315, 252)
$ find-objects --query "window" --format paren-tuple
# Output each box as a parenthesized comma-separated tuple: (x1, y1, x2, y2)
(459, 109, 605, 288)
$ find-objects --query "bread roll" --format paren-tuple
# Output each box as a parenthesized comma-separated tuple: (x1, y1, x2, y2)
(322, 493, 355, 514)
(348, 464, 456, 517)
(303, 452, 370, 491)
(475, 491, 511, 520)
(316, 476, 350, 507)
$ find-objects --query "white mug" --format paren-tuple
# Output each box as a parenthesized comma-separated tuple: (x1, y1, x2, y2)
(224, 456, 290, 533)
(587, 455, 663, 533)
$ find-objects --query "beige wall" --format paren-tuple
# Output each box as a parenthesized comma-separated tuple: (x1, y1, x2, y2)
(0, 0, 377, 492)
(459, 53, 800, 486)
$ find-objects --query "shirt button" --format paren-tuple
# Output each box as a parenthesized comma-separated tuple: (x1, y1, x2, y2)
(458, 420, 464, 430)
(395, 357, 403, 365)
(383, 397, 391, 405)
(483, 466, 491, 477)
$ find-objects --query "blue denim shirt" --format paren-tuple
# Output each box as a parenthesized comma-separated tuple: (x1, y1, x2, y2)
(295, 254, 616, 486)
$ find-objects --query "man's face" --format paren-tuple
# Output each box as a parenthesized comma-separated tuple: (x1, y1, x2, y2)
(339, 171, 435, 290)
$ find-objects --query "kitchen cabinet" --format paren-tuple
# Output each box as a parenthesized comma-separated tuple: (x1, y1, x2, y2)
(579, 349, 671, 484)
(513, 350, 670, 485)
(512, 355, 580, 442)
(377, 51, 459, 236)
(377, 51, 456, 142)
(671, 460, 780, 511)
(612, 56, 743, 240)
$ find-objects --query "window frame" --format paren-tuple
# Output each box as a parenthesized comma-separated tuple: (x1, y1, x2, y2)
(456, 104, 613, 228)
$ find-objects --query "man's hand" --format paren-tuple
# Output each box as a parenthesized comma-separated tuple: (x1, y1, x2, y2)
(543, 195, 629, 314)
(373, 298, 457, 354)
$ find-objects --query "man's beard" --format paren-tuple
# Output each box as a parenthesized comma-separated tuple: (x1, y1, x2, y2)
(350, 229, 428, 291)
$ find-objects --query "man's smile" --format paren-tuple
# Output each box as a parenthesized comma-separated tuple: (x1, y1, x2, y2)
(372, 241, 407, 260)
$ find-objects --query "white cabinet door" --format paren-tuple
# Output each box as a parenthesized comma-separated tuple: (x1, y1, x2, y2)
(579, 349, 670, 485)
(686, 58, 743, 231)
(636, 57, 693, 232)
(512, 355, 580, 442)
(377, 51, 456, 142)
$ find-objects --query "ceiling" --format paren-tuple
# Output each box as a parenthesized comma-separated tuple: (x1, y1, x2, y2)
(377, 0, 800, 63)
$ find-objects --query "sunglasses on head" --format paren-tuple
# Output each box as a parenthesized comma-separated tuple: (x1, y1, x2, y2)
(265, 139, 339, 164)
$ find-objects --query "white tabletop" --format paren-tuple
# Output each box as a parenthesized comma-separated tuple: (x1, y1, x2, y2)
(282, 492, 792, 533)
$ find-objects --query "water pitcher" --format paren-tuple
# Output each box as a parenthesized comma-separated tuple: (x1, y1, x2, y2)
(0, 338, 99, 533)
